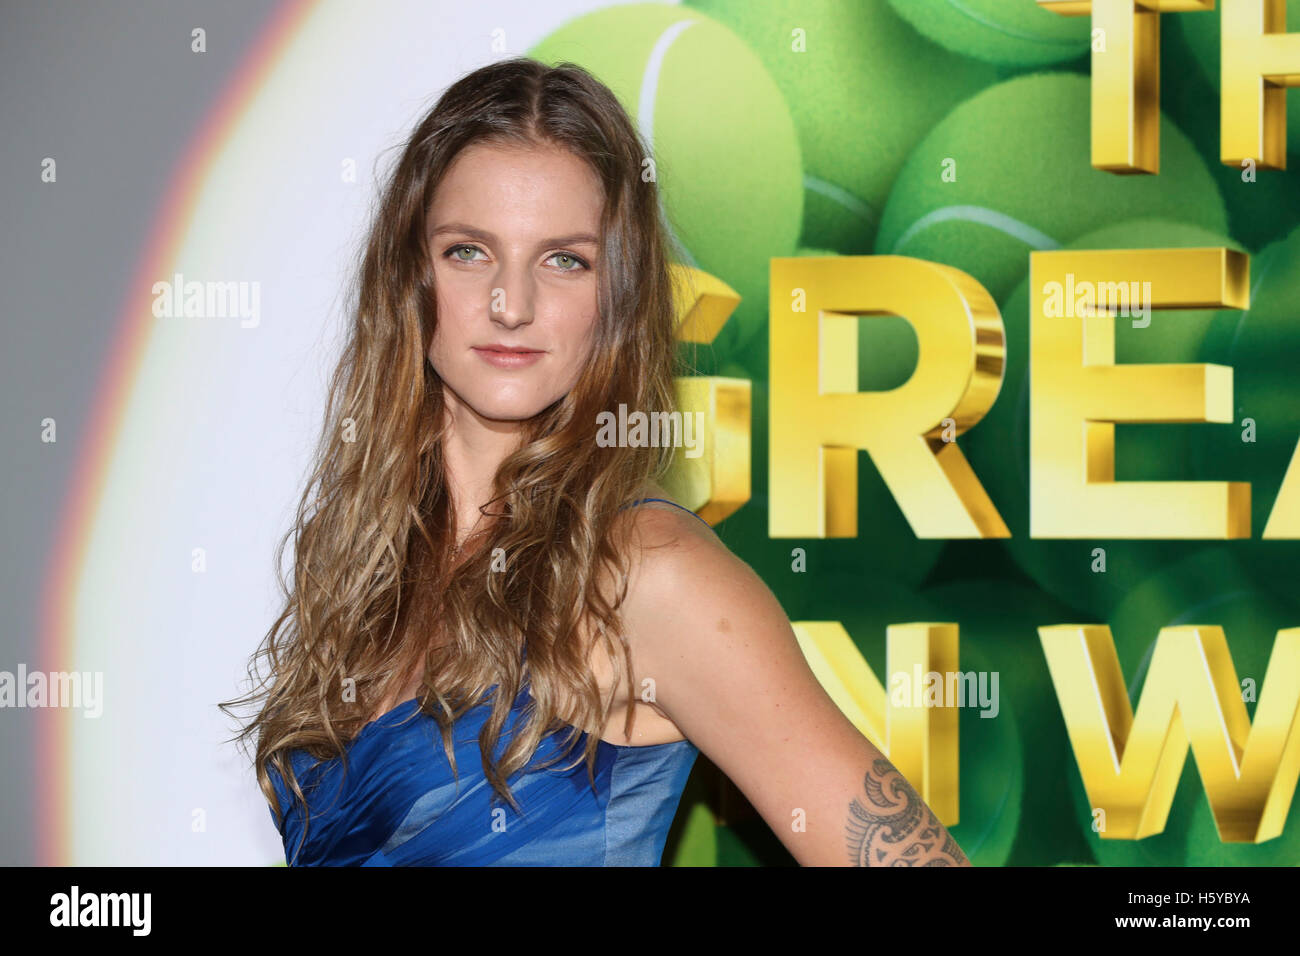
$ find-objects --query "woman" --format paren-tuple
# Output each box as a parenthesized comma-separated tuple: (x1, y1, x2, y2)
(223, 57, 970, 867)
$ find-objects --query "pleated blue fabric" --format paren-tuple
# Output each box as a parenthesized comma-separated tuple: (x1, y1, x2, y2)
(268, 684, 698, 866)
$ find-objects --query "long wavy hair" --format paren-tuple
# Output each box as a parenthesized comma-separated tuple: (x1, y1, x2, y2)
(220, 57, 683, 849)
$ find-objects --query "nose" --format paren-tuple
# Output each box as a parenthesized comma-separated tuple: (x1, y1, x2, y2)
(491, 260, 534, 330)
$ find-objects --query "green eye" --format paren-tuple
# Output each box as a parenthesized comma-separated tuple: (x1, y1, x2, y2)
(450, 244, 482, 262)
(549, 252, 587, 271)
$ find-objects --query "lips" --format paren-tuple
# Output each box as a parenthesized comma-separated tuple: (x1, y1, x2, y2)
(472, 345, 545, 369)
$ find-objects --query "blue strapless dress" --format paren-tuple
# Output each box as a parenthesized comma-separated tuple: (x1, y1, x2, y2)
(267, 684, 699, 866)
(267, 498, 705, 866)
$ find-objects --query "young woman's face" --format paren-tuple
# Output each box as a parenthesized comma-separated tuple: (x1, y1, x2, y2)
(426, 141, 602, 423)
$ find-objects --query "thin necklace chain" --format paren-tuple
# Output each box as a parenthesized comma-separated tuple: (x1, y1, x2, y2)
(449, 520, 491, 555)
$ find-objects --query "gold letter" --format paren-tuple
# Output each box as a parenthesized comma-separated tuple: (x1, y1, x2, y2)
(1030, 247, 1249, 537)
(769, 255, 1007, 539)
(661, 265, 751, 523)
(1037, 0, 1215, 172)
(1222, 0, 1300, 169)
(1041, 623, 1300, 841)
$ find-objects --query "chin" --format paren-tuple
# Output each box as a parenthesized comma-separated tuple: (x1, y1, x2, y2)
(460, 391, 559, 423)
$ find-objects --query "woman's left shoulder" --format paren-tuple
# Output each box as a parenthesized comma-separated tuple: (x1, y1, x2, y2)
(620, 489, 743, 589)
(618, 488, 781, 637)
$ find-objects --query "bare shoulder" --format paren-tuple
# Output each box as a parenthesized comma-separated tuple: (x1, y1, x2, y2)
(620, 496, 732, 580)
(612, 486, 779, 694)
(616, 490, 793, 693)
(615, 488, 765, 628)
(614, 487, 970, 867)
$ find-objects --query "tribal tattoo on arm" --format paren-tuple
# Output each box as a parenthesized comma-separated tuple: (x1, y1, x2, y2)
(845, 757, 971, 866)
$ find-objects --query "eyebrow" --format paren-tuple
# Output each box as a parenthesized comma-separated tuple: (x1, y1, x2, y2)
(429, 222, 599, 247)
